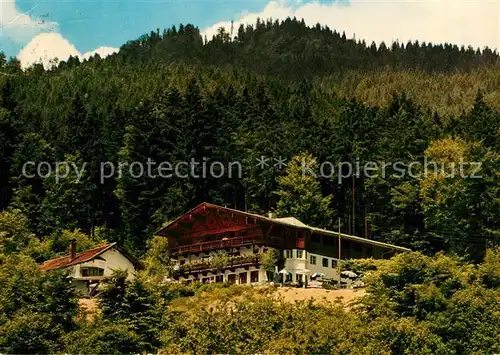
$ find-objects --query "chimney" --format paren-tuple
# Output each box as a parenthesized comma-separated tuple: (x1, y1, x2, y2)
(268, 212, 277, 219)
(68, 239, 76, 261)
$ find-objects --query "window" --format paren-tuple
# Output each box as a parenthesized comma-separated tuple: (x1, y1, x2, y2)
(285, 250, 293, 258)
(250, 271, 259, 283)
(81, 267, 104, 277)
(239, 272, 248, 284)
(322, 258, 328, 267)
(353, 242, 363, 253)
(310, 255, 317, 265)
(296, 250, 303, 259)
(311, 234, 321, 243)
(296, 274, 303, 282)
(364, 244, 374, 257)
(342, 240, 352, 259)
(215, 275, 223, 283)
(324, 236, 335, 246)
(331, 259, 338, 268)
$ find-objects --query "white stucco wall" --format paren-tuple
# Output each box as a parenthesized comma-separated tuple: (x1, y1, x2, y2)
(68, 247, 136, 280)
(100, 248, 136, 279)
(284, 249, 343, 282)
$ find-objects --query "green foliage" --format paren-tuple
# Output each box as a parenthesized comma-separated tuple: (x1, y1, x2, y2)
(0, 17, 499, 354)
(98, 270, 163, 351)
(275, 153, 334, 227)
(156, 251, 499, 354)
(98, 270, 130, 319)
(477, 247, 500, 288)
(360, 252, 473, 317)
(358, 316, 451, 355)
(2, 249, 499, 354)
(0, 208, 100, 262)
(140, 234, 173, 283)
(162, 298, 358, 354)
(0, 254, 78, 353)
(260, 247, 280, 273)
(0, 209, 32, 254)
(51, 228, 102, 254)
(40, 154, 100, 236)
(63, 320, 142, 354)
(0, 312, 61, 354)
(420, 138, 500, 261)
(119, 19, 500, 80)
(341, 258, 379, 274)
(356, 251, 500, 354)
(1, 42, 497, 259)
(210, 250, 230, 274)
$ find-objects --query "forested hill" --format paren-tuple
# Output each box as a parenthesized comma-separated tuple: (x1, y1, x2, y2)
(117, 19, 500, 78)
(0, 18, 499, 263)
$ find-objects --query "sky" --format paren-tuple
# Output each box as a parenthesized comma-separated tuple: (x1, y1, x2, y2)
(1, 0, 499, 69)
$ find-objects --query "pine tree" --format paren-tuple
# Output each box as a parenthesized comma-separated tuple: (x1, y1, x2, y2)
(275, 153, 333, 228)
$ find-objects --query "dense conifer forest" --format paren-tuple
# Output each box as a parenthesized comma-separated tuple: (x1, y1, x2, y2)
(1, 18, 498, 259)
(0, 18, 499, 353)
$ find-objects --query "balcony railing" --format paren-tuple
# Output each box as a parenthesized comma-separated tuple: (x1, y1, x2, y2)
(180, 255, 261, 274)
(172, 234, 283, 255)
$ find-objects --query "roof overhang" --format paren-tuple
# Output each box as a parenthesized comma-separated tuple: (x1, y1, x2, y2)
(309, 227, 411, 252)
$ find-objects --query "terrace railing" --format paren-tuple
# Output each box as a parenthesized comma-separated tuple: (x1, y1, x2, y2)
(180, 254, 261, 274)
(172, 234, 283, 255)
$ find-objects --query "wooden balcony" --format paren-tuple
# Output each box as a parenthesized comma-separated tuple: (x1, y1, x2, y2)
(179, 255, 261, 275)
(171, 234, 283, 255)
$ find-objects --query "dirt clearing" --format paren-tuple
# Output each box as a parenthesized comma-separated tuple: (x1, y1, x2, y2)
(275, 287, 366, 306)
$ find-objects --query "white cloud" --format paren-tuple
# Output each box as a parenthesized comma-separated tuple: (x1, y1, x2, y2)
(18, 33, 79, 69)
(202, 1, 294, 40)
(202, 0, 500, 50)
(2, 0, 118, 69)
(0, 0, 58, 43)
(82, 47, 119, 60)
(18, 33, 119, 69)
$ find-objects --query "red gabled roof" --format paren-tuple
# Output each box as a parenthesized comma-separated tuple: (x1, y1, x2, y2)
(155, 202, 412, 252)
(155, 202, 310, 236)
(40, 243, 116, 271)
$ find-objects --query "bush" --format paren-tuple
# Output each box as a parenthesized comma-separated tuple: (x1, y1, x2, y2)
(64, 320, 142, 354)
(98, 270, 163, 352)
(0, 312, 61, 354)
(0, 255, 78, 353)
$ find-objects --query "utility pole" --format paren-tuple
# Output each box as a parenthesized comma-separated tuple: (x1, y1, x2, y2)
(352, 175, 355, 235)
(338, 216, 342, 288)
